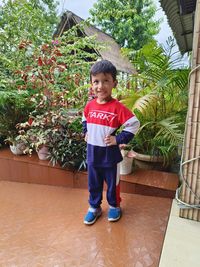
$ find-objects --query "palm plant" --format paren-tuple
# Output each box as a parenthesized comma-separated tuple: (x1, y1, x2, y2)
(121, 38, 189, 165)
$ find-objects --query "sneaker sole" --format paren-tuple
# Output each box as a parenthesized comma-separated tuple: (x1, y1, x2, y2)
(108, 214, 121, 222)
(84, 212, 102, 225)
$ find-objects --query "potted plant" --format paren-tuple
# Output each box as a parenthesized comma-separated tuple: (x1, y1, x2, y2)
(119, 145, 136, 175)
(17, 107, 86, 168)
(5, 135, 27, 155)
(129, 105, 183, 170)
(47, 111, 86, 170)
(17, 113, 52, 159)
(0, 91, 34, 154)
(120, 40, 189, 170)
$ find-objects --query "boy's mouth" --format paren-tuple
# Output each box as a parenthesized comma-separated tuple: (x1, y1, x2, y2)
(97, 90, 105, 94)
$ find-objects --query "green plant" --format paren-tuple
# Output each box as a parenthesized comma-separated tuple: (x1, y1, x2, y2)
(12, 23, 99, 109)
(17, 107, 86, 169)
(0, 0, 59, 91)
(48, 114, 86, 169)
(120, 39, 189, 165)
(89, 0, 161, 50)
(0, 135, 4, 148)
(17, 114, 51, 154)
(0, 91, 34, 144)
(17, 96, 65, 154)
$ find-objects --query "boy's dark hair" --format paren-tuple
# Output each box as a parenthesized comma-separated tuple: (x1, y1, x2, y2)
(90, 60, 117, 81)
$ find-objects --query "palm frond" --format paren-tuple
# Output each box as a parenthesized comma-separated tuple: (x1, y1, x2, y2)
(155, 117, 183, 145)
(133, 93, 158, 114)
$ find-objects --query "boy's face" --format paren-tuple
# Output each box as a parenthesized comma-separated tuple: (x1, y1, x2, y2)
(91, 72, 117, 103)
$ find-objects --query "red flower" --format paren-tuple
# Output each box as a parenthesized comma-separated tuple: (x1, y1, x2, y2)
(38, 57, 43, 66)
(14, 70, 22, 75)
(18, 40, 32, 49)
(47, 58, 55, 65)
(58, 64, 66, 72)
(53, 49, 62, 56)
(41, 44, 50, 52)
(22, 74, 28, 82)
(51, 56, 56, 62)
(28, 118, 33, 125)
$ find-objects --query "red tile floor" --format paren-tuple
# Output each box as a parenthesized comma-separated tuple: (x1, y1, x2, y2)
(0, 181, 172, 267)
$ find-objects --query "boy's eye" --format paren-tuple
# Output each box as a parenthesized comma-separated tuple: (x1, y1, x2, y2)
(92, 79, 110, 85)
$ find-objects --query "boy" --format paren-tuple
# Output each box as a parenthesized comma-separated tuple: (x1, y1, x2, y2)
(82, 60, 140, 225)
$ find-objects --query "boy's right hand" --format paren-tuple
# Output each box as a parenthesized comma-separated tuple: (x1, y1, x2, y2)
(104, 135, 117, 146)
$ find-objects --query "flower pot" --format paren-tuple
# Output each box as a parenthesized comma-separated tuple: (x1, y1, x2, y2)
(120, 157, 134, 175)
(134, 152, 166, 171)
(37, 146, 49, 160)
(10, 142, 26, 155)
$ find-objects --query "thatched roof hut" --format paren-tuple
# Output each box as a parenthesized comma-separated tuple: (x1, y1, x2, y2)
(54, 10, 136, 74)
(160, 0, 200, 221)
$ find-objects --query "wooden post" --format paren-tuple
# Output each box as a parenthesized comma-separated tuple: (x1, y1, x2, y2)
(179, 0, 200, 221)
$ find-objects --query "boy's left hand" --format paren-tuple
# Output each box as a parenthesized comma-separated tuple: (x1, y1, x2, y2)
(104, 135, 117, 146)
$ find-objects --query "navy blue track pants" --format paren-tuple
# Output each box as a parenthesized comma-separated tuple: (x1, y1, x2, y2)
(87, 163, 121, 209)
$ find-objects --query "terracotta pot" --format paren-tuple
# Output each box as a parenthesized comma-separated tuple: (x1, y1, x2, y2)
(37, 146, 49, 160)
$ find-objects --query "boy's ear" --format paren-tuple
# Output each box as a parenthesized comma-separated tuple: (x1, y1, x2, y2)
(114, 80, 118, 87)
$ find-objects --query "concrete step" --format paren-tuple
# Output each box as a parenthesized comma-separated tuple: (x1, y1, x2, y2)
(120, 169, 179, 198)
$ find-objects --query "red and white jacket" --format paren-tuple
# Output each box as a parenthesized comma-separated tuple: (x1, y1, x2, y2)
(82, 98, 140, 167)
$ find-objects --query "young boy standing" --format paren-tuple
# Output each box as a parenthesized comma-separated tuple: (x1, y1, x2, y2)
(82, 60, 140, 225)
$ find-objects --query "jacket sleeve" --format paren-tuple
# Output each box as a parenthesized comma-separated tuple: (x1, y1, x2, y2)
(82, 110, 87, 135)
(116, 115, 140, 145)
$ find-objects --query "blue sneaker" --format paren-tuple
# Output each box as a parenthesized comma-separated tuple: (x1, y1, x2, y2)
(108, 207, 121, 222)
(84, 207, 102, 225)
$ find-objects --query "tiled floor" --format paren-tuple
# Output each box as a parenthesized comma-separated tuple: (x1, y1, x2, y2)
(0, 181, 172, 267)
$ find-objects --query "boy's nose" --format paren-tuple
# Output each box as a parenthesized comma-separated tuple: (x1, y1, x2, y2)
(98, 82, 104, 88)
